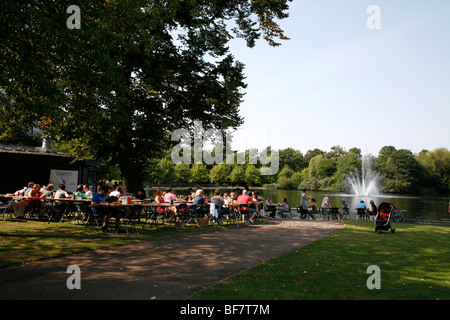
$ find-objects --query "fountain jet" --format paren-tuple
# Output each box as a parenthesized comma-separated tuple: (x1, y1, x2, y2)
(347, 154, 380, 196)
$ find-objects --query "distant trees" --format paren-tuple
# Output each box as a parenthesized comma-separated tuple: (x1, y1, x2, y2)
(121, 145, 449, 195)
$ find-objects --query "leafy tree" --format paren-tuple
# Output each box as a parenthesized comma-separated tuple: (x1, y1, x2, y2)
(331, 152, 361, 191)
(316, 158, 337, 179)
(326, 145, 347, 160)
(305, 148, 325, 163)
(417, 148, 450, 184)
(230, 165, 246, 185)
(276, 176, 293, 190)
(278, 165, 294, 179)
(174, 163, 191, 183)
(278, 148, 307, 172)
(375, 147, 419, 193)
(245, 165, 260, 186)
(190, 164, 209, 184)
(155, 158, 176, 184)
(209, 164, 231, 186)
(0, 0, 292, 192)
(308, 154, 325, 179)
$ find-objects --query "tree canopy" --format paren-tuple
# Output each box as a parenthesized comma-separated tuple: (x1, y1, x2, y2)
(0, 0, 292, 192)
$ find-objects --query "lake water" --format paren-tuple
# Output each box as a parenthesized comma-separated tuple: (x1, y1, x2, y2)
(200, 188, 450, 226)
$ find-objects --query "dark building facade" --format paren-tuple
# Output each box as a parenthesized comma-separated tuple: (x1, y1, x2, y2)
(0, 143, 100, 194)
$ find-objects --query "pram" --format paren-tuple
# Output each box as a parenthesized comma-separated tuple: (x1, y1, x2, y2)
(375, 202, 396, 234)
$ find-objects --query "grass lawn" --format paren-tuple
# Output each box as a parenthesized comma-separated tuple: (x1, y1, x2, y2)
(1, 218, 448, 300)
(193, 220, 450, 300)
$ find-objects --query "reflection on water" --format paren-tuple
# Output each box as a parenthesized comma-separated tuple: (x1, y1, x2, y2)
(202, 188, 450, 226)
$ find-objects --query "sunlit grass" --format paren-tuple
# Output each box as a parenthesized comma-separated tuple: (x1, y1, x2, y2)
(193, 221, 450, 300)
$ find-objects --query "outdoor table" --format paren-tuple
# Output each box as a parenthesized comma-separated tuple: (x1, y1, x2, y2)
(0, 194, 25, 221)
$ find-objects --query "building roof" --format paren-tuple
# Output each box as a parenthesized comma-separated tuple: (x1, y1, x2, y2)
(0, 143, 101, 166)
(0, 143, 66, 157)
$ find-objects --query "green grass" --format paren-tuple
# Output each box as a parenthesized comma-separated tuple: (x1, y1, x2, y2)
(0, 218, 230, 268)
(192, 221, 450, 300)
(2, 219, 449, 300)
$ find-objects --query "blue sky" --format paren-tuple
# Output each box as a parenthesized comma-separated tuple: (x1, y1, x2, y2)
(228, 0, 450, 157)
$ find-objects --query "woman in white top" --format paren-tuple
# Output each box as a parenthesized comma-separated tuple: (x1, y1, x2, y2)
(321, 194, 331, 219)
(55, 184, 70, 199)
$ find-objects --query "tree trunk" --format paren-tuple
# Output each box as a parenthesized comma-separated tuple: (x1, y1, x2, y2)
(118, 136, 138, 194)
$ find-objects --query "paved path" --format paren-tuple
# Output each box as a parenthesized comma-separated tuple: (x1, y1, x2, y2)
(0, 220, 343, 300)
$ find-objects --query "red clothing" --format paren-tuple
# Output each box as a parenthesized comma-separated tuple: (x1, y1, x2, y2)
(237, 195, 252, 211)
(237, 195, 252, 204)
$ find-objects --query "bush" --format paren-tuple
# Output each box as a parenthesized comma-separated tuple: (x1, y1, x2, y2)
(276, 176, 294, 190)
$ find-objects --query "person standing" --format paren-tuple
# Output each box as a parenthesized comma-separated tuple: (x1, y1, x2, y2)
(301, 189, 315, 220)
(321, 194, 331, 220)
(369, 200, 377, 221)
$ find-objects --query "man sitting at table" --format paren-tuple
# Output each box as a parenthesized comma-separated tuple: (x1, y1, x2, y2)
(192, 189, 207, 217)
(12, 182, 35, 218)
(91, 185, 120, 232)
(237, 189, 257, 223)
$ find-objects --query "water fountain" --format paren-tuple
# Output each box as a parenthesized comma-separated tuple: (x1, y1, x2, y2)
(346, 154, 380, 196)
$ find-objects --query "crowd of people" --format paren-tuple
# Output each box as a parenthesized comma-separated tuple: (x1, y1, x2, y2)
(4, 180, 380, 230)
(9, 182, 93, 219)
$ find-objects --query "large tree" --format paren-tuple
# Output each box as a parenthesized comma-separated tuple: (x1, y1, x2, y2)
(0, 0, 291, 192)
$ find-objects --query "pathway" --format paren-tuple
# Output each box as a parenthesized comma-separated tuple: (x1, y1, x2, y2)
(0, 220, 344, 300)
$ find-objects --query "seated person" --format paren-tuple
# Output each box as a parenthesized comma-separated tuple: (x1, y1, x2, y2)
(74, 184, 89, 215)
(183, 188, 193, 202)
(237, 190, 257, 223)
(154, 188, 167, 214)
(14, 184, 46, 218)
(55, 184, 70, 199)
(91, 185, 119, 232)
(12, 182, 37, 218)
(277, 198, 290, 219)
(192, 189, 208, 217)
(164, 188, 179, 203)
(210, 189, 224, 223)
(357, 200, 367, 220)
(339, 199, 349, 220)
(135, 188, 146, 200)
(109, 186, 122, 199)
(42, 184, 54, 197)
(252, 192, 264, 218)
(83, 185, 93, 199)
(309, 198, 319, 214)
(264, 197, 277, 217)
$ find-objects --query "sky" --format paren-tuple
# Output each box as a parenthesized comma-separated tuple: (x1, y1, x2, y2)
(227, 0, 450, 157)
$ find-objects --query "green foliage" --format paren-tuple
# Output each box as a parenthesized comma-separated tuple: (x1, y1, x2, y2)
(174, 163, 191, 183)
(230, 165, 246, 184)
(245, 165, 260, 186)
(276, 176, 294, 190)
(190, 164, 210, 184)
(209, 164, 231, 186)
(0, 0, 292, 192)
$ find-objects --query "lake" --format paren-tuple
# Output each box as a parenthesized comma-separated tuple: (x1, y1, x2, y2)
(199, 188, 450, 226)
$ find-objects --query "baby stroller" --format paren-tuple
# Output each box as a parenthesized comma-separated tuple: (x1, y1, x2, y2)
(375, 202, 396, 234)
